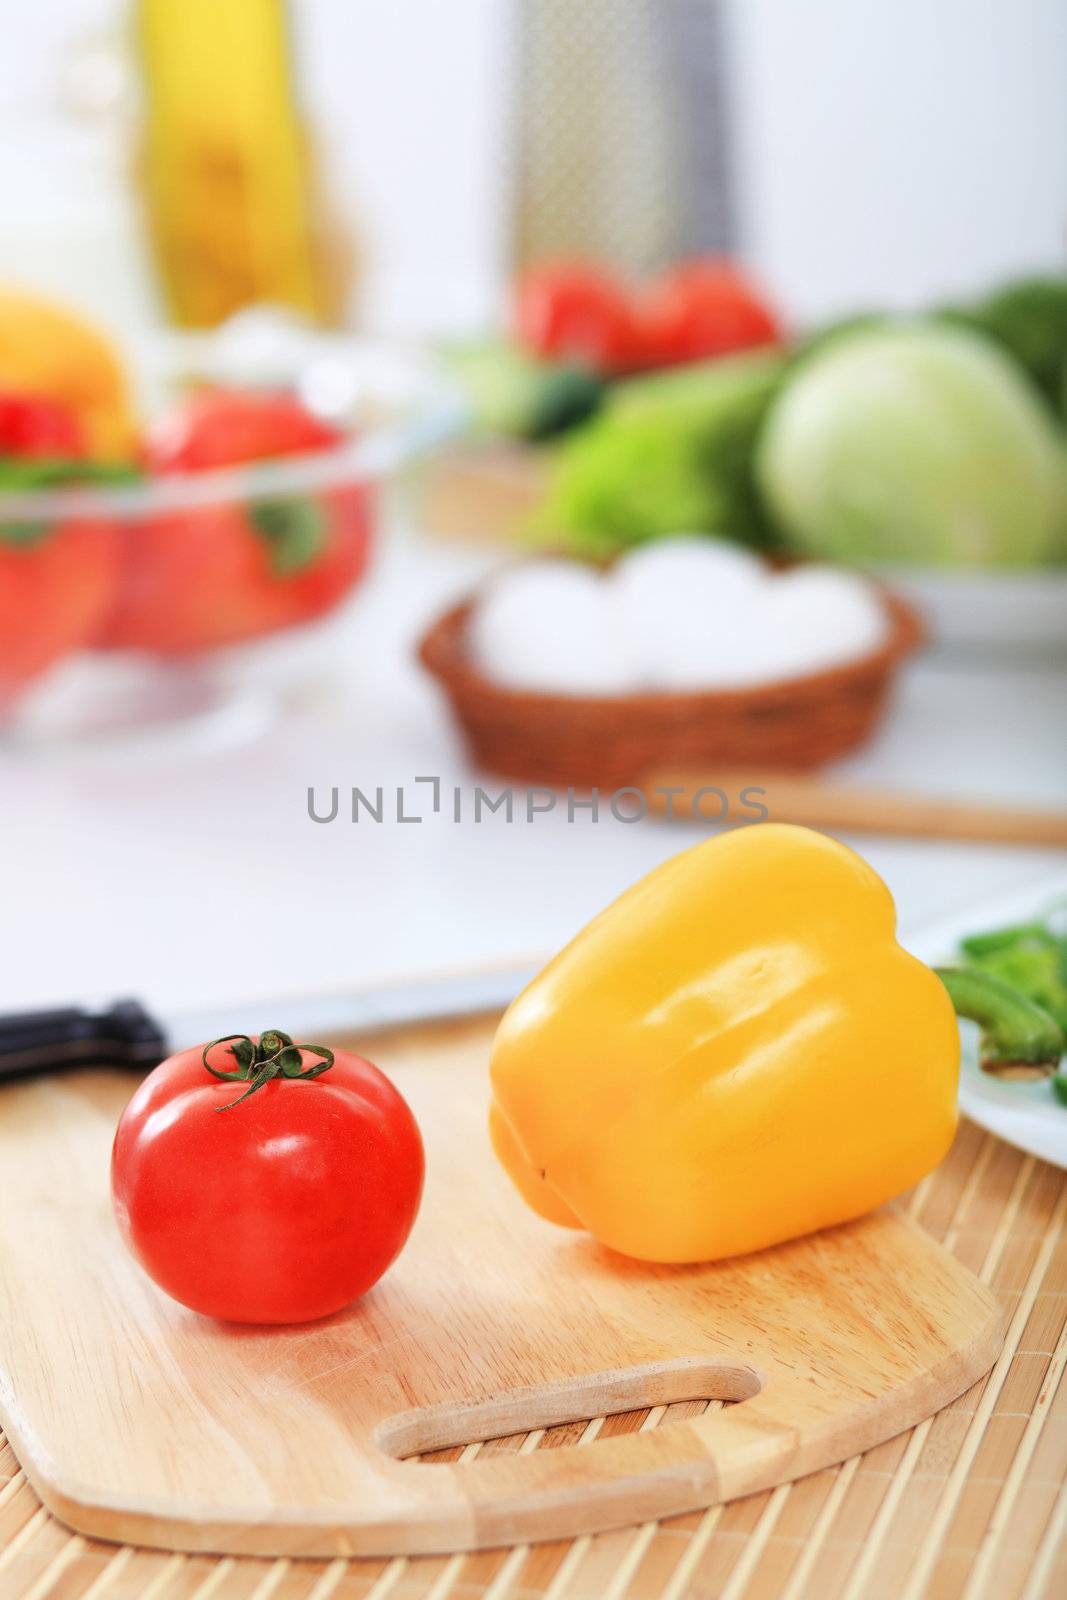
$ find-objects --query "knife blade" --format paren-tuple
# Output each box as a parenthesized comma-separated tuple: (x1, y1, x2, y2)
(0, 966, 539, 1084)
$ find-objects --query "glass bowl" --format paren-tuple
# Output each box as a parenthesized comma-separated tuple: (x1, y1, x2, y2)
(0, 342, 460, 748)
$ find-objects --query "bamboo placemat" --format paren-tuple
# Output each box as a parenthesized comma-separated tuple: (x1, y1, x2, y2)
(1, 1013, 1065, 1600)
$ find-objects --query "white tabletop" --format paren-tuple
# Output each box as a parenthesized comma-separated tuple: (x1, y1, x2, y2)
(1, 514, 1064, 1023)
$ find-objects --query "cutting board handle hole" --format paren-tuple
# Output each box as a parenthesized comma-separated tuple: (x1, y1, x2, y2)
(375, 1357, 762, 1460)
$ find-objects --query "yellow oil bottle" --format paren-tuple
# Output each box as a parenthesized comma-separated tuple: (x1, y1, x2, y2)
(134, 0, 350, 327)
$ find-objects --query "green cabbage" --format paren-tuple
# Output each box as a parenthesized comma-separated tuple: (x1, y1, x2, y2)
(533, 349, 785, 558)
(756, 322, 1067, 567)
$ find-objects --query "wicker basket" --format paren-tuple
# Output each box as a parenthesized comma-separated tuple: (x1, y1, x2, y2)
(419, 583, 923, 791)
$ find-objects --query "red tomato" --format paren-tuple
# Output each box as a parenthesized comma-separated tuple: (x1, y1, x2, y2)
(99, 388, 372, 654)
(513, 262, 642, 374)
(99, 487, 372, 653)
(637, 259, 781, 366)
(111, 1032, 425, 1324)
(0, 520, 120, 707)
(147, 388, 342, 473)
(0, 391, 121, 703)
(0, 392, 87, 459)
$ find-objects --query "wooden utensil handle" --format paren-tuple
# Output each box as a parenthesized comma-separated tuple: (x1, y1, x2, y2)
(646, 771, 1067, 846)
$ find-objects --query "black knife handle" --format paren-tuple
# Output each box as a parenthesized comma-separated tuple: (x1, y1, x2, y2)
(0, 1000, 168, 1082)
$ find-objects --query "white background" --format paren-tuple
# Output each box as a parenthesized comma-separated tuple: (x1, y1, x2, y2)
(1, 0, 1064, 337)
(1, 516, 1063, 1020)
(0, 2, 1064, 1019)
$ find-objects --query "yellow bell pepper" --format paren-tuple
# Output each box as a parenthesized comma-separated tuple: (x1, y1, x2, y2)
(490, 824, 959, 1262)
(0, 290, 135, 461)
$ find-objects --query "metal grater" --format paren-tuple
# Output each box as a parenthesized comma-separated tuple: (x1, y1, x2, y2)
(508, 0, 735, 276)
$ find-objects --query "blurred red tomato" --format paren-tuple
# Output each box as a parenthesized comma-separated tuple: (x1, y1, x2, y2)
(100, 389, 372, 654)
(101, 490, 371, 654)
(147, 388, 341, 472)
(0, 393, 120, 705)
(0, 392, 87, 459)
(0, 520, 120, 706)
(514, 263, 642, 374)
(638, 260, 781, 365)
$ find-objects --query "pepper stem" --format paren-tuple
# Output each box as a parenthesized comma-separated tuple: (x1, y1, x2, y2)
(935, 966, 1065, 1080)
(202, 1031, 335, 1110)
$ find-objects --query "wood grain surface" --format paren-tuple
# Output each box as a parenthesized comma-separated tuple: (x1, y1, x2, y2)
(0, 1012, 1062, 1598)
(417, 442, 547, 547)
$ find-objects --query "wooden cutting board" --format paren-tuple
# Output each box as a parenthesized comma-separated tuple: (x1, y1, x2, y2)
(0, 1015, 1003, 1561)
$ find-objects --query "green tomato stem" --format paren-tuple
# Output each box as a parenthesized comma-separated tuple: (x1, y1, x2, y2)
(202, 1030, 335, 1110)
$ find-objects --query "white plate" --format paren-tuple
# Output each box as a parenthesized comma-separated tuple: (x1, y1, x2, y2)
(909, 870, 1067, 1170)
(876, 564, 1067, 660)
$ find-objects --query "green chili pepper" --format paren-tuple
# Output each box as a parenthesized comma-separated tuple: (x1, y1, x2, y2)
(957, 910, 1067, 1035)
(935, 965, 1064, 1080)
(959, 920, 1056, 958)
